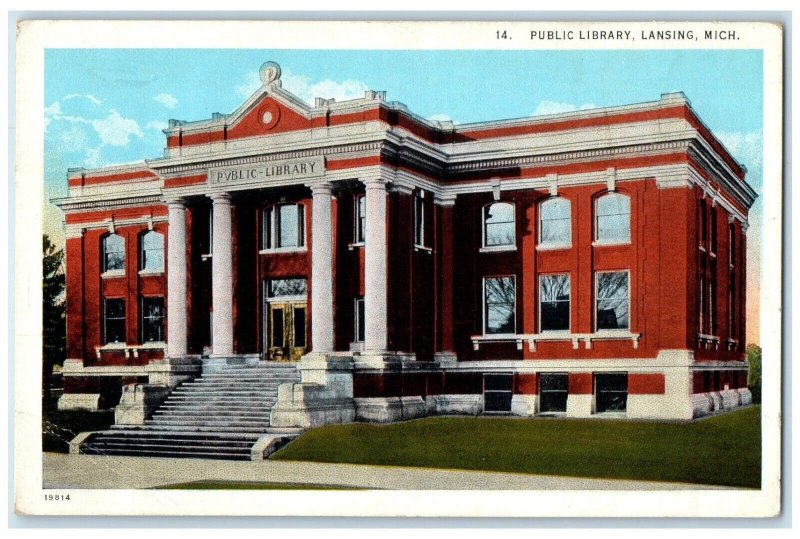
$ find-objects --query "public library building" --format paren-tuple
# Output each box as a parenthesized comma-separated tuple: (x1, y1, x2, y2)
(55, 61, 756, 431)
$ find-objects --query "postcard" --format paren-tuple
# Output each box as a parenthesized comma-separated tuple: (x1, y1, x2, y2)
(14, 19, 782, 517)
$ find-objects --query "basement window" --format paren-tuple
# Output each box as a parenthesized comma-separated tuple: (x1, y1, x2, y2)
(594, 373, 628, 413)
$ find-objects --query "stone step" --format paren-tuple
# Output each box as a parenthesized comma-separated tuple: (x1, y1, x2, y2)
(81, 446, 251, 460)
(108, 425, 302, 436)
(86, 437, 257, 449)
(146, 418, 272, 427)
(158, 403, 276, 411)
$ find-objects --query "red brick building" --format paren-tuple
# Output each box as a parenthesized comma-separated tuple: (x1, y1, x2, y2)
(55, 61, 756, 427)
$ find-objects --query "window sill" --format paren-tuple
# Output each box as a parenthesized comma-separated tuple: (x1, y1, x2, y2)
(536, 243, 571, 252)
(95, 342, 165, 360)
(471, 331, 641, 351)
(259, 247, 307, 255)
(479, 245, 516, 253)
(592, 239, 631, 248)
(348, 242, 365, 251)
(138, 269, 164, 277)
(100, 270, 125, 279)
(414, 244, 433, 254)
(200, 253, 212, 261)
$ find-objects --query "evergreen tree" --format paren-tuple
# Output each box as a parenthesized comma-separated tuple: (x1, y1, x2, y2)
(43, 235, 66, 406)
(746, 343, 762, 404)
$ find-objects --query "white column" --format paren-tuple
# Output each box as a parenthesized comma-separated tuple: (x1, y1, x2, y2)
(310, 182, 334, 353)
(166, 198, 188, 357)
(210, 192, 234, 356)
(364, 178, 388, 352)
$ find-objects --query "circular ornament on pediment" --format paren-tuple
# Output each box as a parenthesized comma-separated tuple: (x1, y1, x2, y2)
(258, 102, 281, 130)
(259, 61, 282, 84)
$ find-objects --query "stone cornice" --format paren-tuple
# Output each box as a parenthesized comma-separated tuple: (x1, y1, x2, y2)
(52, 194, 163, 212)
(154, 141, 387, 178)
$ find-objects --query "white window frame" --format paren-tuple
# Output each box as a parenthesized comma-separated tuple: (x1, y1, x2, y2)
(351, 194, 367, 246)
(139, 230, 165, 274)
(538, 273, 571, 333)
(414, 190, 426, 248)
(103, 297, 126, 345)
(101, 233, 126, 276)
(593, 192, 631, 246)
(140, 296, 165, 343)
(594, 270, 631, 333)
(260, 203, 306, 253)
(481, 201, 516, 252)
(537, 197, 572, 250)
(482, 275, 517, 336)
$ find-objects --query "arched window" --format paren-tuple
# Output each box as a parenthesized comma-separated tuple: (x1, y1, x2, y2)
(139, 230, 164, 272)
(102, 233, 125, 272)
(482, 202, 515, 248)
(539, 197, 571, 247)
(595, 192, 630, 243)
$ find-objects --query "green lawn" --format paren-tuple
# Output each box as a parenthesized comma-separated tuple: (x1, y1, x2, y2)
(272, 406, 761, 488)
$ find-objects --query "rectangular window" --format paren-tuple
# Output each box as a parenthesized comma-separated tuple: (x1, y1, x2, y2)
(141, 297, 164, 342)
(414, 191, 426, 247)
(595, 271, 629, 331)
(540, 274, 570, 332)
(263, 204, 305, 249)
(103, 298, 126, 344)
(698, 275, 706, 334)
(354, 297, 365, 343)
(595, 373, 628, 413)
(354, 195, 366, 243)
(267, 278, 307, 298)
(483, 374, 513, 413)
(483, 202, 515, 247)
(710, 208, 718, 255)
(539, 373, 568, 413)
(728, 224, 736, 267)
(484, 276, 516, 335)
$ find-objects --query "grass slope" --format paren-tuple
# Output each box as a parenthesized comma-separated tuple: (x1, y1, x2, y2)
(272, 406, 761, 488)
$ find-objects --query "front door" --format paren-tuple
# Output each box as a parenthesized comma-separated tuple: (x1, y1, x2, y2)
(267, 302, 307, 361)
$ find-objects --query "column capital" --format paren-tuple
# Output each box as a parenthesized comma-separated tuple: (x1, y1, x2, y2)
(434, 193, 457, 207)
(165, 197, 186, 209)
(362, 176, 387, 190)
(308, 181, 333, 195)
(208, 191, 232, 204)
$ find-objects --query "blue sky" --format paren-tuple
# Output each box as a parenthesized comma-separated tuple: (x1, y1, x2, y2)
(43, 48, 764, 342)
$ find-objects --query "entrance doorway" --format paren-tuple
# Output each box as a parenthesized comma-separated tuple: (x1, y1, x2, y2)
(263, 278, 308, 362)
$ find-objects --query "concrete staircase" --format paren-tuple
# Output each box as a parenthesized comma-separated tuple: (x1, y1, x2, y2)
(79, 363, 303, 461)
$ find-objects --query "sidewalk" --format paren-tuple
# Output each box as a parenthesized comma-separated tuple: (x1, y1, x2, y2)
(43, 452, 731, 490)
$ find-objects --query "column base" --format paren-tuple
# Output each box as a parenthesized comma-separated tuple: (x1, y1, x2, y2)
(148, 356, 201, 386)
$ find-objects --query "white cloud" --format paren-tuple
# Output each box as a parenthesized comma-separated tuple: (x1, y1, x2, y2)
(53, 123, 90, 154)
(63, 93, 102, 106)
(153, 93, 178, 109)
(283, 70, 369, 105)
(236, 71, 263, 98)
(532, 101, 596, 116)
(716, 131, 763, 170)
(91, 109, 144, 147)
(44, 101, 91, 131)
(146, 120, 169, 131)
(84, 147, 102, 168)
(235, 69, 370, 106)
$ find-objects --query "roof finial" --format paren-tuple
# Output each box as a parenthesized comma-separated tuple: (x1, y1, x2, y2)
(259, 61, 282, 85)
